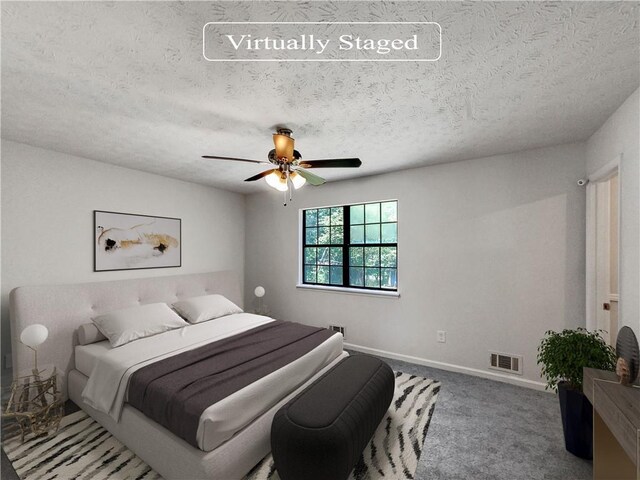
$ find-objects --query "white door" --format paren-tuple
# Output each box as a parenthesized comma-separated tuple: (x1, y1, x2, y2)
(586, 158, 620, 346)
(607, 175, 619, 345)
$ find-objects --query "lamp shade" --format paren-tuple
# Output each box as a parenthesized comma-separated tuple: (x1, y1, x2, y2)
(289, 171, 306, 190)
(20, 324, 49, 348)
(265, 171, 288, 191)
(254, 286, 266, 298)
(273, 133, 294, 161)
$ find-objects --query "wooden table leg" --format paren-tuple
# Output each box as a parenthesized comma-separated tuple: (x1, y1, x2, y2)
(594, 410, 636, 479)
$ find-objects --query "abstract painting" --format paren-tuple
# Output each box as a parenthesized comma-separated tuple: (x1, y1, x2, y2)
(94, 211, 181, 271)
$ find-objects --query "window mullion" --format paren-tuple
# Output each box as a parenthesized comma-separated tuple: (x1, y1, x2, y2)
(342, 206, 350, 288)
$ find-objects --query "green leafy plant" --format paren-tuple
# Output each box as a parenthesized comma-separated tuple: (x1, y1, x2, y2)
(537, 328, 616, 392)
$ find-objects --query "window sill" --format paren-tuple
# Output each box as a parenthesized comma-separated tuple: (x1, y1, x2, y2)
(296, 284, 400, 298)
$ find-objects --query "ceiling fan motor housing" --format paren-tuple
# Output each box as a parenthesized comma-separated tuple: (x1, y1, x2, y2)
(268, 149, 301, 164)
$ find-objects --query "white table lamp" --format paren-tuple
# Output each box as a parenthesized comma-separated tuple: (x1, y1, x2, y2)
(254, 286, 267, 315)
(20, 324, 48, 371)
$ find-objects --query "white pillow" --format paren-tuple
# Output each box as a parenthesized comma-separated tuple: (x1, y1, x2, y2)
(92, 303, 188, 347)
(172, 294, 243, 324)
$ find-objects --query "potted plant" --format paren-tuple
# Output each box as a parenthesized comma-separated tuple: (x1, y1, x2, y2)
(537, 328, 616, 459)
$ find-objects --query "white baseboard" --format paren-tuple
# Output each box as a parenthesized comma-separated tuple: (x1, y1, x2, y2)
(344, 342, 549, 392)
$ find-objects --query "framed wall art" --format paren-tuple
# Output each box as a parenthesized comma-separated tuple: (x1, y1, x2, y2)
(94, 210, 181, 272)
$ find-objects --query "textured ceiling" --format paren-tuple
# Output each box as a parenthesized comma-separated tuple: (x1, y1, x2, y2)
(2, 1, 639, 193)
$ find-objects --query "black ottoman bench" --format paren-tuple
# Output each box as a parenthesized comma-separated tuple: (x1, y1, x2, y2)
(271, 354, 395, 480)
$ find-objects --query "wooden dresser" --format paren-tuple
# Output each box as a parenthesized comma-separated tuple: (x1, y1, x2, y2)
(583, 368, 640, 480)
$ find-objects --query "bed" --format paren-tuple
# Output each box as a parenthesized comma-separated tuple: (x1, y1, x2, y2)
(10, 271, 347, 479)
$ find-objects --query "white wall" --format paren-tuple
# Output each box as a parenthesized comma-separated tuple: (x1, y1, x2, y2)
(1, 140, 246, 372)
(245, 143, 586, 387)
(586, 88, 640, 338)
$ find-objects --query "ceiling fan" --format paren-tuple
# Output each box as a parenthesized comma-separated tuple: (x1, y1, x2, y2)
(202, 128, 361, 204)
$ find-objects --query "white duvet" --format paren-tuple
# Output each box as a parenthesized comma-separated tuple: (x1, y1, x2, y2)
(81, 313, 343, 451)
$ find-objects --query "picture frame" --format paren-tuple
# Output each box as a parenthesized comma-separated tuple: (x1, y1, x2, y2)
(94, 210, 181, 272)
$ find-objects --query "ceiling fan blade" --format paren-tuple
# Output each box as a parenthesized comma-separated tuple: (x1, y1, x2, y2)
(298, 158, 362, 169)
(296, 168, 326, 186)
(245, 169, 276, 182)
(202, 155, 267, 164)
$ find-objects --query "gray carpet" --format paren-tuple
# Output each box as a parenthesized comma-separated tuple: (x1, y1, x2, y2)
(1, 355, 592, 480)
(377, 355, 592, 480)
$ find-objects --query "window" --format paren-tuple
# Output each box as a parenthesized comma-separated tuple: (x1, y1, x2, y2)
(302, 200, 397, 291)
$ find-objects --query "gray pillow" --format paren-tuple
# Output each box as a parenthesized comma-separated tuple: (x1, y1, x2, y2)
(92, 303, 188, 347)
(77, 323, 107, 345)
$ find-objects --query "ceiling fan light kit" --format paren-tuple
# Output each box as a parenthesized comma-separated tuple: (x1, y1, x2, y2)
(202, 128, 362, 205)
(265, 170, 289, 192)
(289, 171, 306, 189)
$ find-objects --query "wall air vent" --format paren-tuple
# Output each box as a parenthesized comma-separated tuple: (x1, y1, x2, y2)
(329, 325, 345, 339)
(489, 351, 523, 375)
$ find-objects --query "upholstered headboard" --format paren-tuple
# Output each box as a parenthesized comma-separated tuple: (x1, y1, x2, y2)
(9, 271, 242, 397)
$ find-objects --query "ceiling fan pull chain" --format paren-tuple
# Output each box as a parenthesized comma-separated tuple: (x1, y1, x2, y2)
(288, 174, 293, 203)
(283, 189, 287, 207)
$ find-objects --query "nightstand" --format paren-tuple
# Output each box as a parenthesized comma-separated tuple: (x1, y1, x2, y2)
(1, 365, 64, 442)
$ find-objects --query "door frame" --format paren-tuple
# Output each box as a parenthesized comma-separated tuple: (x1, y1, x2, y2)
(585, 154, 621, 334)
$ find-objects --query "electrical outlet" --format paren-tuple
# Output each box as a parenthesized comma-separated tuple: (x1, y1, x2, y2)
(437, 331, 446, 343)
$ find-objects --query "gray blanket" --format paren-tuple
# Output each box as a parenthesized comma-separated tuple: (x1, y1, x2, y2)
(128, 320, 336, 447)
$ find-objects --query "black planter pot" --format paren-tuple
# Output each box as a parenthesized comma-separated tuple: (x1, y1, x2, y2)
(557, 382, 593, 459)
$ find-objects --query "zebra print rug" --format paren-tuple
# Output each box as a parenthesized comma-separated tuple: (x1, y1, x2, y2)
(2, 411, 161, 480)
(2, 372, 440, 480)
